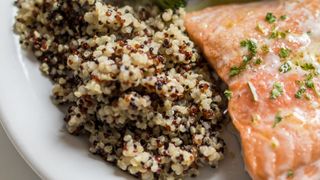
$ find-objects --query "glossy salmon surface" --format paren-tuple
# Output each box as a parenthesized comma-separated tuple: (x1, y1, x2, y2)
(185, 0, 320, 179)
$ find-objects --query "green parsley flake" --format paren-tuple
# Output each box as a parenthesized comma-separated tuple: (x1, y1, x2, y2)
(229, 66, 242, 77)
(306, 73, 315, 80)
(279, 47, 290, 58)
(240, 40, 257, 55)
(261, 45, 270, 54)
(304, 74, 320, 96)
(295, 86, 307, 99)
(266, 12, 276, 23)
(255, 58, 262, 65)
(287, 170, 294, 178)
(230, 40, 259, 77)
(270, 82, 284, 99)
(280, 15, 287, 20)
(242, 55, 252, 63)
(273, 114, 283, 128)
(224, 90, 233, 100)
(300, 63, 315, 71)
(229, 57, 251, 77)
(240, 40, 248, 47)
(270, 30, 287, 39)
(306, 79, 315, 89)
(279, 62, 292, 73)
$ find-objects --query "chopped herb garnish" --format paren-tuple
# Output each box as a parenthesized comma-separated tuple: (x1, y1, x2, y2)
(242, 55, 252, 63)
(229, 66, 242, 77)
(279, 62, 292, 73)
(240, 40, 248, 47)
(240, 39, 257, 55)
(287, 170, 294, 178)
(224, 90, 233, 100)
(295, 86, 306, 99)
(273, 114, 282, 128)
(265, 12, 276, 23)
(279, 47, 290, 58)
(305, 79, 315, 89)
(304, 74, 320, 96)
(270, 82, 284, 99)
(269, 31, 277, 39)
(230, 40, 259, 77)
(306, 73, 315, 81)
(248, 81, 259, 102)
(300, 63, 315, 71)
(248, 42, 257, 55)
(270, 30, 287, 39)
(280, 15, 287, 20)
(261, 45, 270, 54)
(229, 58, 251, 77)
(255, 58, 262, 65)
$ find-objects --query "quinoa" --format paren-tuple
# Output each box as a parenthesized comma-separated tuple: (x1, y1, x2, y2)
(14, 0, 225, 179)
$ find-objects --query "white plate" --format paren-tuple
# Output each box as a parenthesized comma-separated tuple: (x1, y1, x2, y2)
(0, 1, 250, 179)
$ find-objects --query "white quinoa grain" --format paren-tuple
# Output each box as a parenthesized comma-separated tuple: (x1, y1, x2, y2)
(14, 0, 225, 179)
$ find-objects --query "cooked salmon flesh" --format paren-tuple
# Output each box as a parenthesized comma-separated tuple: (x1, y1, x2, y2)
(185, 0, 320, 179)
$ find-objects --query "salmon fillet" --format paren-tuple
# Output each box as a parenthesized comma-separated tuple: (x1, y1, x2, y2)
(185, 0, 320, 179)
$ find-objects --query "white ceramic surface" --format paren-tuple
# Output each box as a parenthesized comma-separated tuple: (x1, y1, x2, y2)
(0, 124, 39, 180)
(0, 1, 250, 179)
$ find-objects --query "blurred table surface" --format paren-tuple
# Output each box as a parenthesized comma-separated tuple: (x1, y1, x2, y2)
(0, 124, 40, 180)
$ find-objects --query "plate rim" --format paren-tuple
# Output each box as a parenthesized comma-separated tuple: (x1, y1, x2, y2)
(0, 1, 45, 178)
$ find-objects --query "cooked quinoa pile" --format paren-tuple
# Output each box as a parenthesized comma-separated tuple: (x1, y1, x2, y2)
(15, 0, 225, 179)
